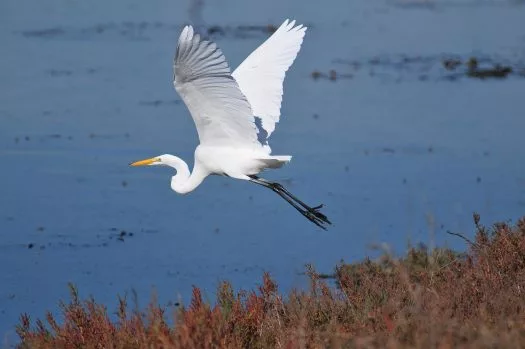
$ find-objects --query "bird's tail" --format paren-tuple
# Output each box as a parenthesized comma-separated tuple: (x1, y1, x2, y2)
(259, 155, 292, 169)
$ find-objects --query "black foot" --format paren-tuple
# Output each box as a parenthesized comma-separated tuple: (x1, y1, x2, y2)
(270, 183, 331, 227)
(301, 208, 328, 230)
(249, 175, 332, 229)
(308, 204, 331, 225)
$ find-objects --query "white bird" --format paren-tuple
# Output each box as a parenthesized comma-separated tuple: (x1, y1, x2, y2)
(131, 19, 331, 229)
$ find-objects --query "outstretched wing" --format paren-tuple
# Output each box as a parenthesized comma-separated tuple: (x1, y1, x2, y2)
(174, 26, 259, 147)
(232, 19, 306, 141)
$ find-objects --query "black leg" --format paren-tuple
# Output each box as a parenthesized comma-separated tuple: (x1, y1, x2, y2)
(249, 176, 331, 224)
(248, 176, 331, 228)
(251, 177, 331, 224)
(254, 177, 312, 208)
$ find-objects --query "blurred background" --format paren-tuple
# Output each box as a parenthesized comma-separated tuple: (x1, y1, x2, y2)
(1, 0, 525, 343)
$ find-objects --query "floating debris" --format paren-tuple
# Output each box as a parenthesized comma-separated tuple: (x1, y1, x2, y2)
(332, 54, 524, 82)
(22, 27, 65, 38)
(138, 100, 180, 107)
(21, 22, 282, 42)
(467, 63, 512, 79)
(237, 24, 277, 34)
(116, 230, 134, 242)
(311, 69, 352, 81)
(88, 133, 130, 140)
(206, 24, 279, 39)
(442, 58, 462, 70)
(207, 25, 225, 36)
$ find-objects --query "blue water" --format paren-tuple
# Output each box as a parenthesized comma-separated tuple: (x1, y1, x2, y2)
(1, 0, 525, 343)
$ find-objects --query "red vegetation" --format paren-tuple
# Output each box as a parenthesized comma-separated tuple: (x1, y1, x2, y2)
(17, 214, 525, 348)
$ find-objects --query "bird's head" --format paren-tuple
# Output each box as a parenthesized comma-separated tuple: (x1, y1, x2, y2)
(129, 154, 190, 176)
(130, 154, 193, 194)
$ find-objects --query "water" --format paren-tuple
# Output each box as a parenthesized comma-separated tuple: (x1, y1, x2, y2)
(1, 0, 525, 343)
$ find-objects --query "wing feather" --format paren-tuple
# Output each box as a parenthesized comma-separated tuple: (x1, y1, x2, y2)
(232, 19, 307, 141)
(174, 26, 259, 147)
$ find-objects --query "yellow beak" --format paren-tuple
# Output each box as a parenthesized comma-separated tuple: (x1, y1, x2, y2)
(129, 157, 159, 166)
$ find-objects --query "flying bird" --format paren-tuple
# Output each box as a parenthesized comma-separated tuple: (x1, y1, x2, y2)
(131, 19, 331, 229)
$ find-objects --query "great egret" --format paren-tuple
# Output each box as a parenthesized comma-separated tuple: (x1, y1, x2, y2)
(131, 19, 331, 229)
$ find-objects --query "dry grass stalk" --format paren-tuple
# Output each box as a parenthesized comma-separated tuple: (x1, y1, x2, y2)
(17, 214, 525, 348)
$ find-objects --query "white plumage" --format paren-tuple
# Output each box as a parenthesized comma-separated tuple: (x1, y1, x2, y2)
(131, 19, 331, 229)
(174, 25, 259, 148)
(233, 19, 307, 145)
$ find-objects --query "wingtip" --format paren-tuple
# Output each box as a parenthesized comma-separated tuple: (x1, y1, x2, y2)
(280, 18, 296, 30)
(279, 18, 306, 33)
(180, 25, 194, 41)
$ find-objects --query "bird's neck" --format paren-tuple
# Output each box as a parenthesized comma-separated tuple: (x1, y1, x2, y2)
(163, 155, 206, 195)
